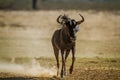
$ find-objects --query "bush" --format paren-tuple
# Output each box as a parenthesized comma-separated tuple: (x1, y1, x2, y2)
(0, 0, 15, 9)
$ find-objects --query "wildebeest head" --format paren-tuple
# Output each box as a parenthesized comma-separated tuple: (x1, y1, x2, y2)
(57, 14, 84, 41)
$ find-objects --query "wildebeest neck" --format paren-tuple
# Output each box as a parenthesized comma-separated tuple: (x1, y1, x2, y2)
(61, 26, 76, 44)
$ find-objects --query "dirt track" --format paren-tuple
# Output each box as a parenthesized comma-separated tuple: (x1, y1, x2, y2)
(0, 68, 120, 80)
(66, 68, 120, 80)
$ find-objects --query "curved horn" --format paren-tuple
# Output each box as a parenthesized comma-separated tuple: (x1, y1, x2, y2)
(77, 14, 84, 24)
(57, 15, 62, 24)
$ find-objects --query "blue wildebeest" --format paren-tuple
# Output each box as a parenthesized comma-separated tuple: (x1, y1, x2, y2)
(52, 14, 84, 77)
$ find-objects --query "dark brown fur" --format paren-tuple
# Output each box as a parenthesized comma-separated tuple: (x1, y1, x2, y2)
(52, 14, 84, 77)
(52, 25, 76, 77)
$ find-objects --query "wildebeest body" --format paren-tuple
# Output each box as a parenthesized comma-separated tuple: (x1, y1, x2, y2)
(52, 27, 75, 50)
(52, 14, 84, 77)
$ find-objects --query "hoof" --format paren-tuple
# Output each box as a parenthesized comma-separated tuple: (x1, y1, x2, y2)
(61, 75, 66, 78)
(52, 75, 61, 80)
(64, 71, 67, 76)
(69, 67, 73, 74)
(61, 73, 66, 78)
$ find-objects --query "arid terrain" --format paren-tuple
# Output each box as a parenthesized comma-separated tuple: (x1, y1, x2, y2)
(0, 10, 120, 80)
(0, 57, 120, 80)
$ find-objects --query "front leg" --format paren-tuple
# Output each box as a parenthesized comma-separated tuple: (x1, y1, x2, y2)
(69, 47, 75, 74)
(64, 49, 70, 76)
(61, 50, 66, 78)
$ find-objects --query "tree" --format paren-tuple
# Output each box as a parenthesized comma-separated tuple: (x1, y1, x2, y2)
(32, 0, 37, 9)
(0, 0, 14, 9)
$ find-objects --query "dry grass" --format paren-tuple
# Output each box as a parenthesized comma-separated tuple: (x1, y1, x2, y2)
(0, 10, 120, 58)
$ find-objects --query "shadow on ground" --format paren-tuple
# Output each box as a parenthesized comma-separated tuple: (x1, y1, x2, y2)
(0, 77, 56, 80)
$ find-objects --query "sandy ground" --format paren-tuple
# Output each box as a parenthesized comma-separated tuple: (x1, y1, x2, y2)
(0, 69, 120, 80)
(0, 57, 120, 80)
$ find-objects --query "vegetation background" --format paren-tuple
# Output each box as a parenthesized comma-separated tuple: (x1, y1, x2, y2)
(0, 0, 120, 10)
